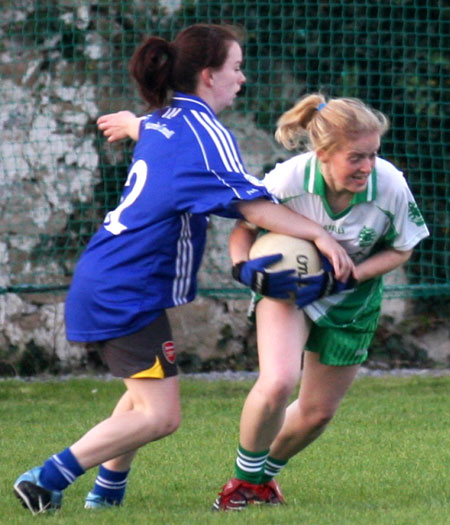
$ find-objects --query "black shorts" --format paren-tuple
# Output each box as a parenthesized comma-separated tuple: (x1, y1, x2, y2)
(100, 312, 177, 379)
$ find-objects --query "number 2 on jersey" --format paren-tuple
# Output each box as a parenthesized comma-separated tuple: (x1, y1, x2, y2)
(104, 159, 148, 235)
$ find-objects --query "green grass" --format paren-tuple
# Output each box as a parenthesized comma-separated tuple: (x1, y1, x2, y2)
(1, 375, 449, 524)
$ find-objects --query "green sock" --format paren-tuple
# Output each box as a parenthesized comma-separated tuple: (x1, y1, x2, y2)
(259, 456, 288, 483)
(234, 444, 269, 484)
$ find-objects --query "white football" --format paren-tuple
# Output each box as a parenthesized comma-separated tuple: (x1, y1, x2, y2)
(249, 233, 322, 278)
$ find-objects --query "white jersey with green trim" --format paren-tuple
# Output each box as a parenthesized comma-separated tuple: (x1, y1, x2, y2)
(264, 152, 429, 262)
(263, 152, 430, 325)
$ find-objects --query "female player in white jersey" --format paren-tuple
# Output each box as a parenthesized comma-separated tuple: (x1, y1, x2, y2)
(13, 26, 352, 515)
(212, 94, 430, 510)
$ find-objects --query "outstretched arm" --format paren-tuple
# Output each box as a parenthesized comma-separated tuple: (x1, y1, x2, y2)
(229, 221, 258, 265)
(236, 199, 355, 281)
(97, 111, 142, 142)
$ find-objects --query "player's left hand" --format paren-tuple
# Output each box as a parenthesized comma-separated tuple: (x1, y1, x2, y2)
(294, 254, 356, 308)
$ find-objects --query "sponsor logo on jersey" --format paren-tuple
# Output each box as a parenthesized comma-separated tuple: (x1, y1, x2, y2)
(144, 121, 175, 139)
(407, 202, 425, 226)
(358, 226, 376, 247)
(162, 341, 176, 364)
(324, 224, 345, 234)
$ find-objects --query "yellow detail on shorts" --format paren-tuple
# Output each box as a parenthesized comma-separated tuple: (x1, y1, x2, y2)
(131, 357, 165, 379)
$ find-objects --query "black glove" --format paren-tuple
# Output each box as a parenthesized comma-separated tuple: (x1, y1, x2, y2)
(232, 254, 300, 299)
(294, 254, 356, 308)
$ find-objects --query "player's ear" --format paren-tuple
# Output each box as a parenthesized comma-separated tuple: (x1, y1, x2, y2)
(316, 149, 327, 162)
(200, 67, 214, 87)
(316, 148, 329, 163)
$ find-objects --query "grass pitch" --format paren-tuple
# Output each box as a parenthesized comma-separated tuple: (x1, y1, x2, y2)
(1, 374, 449, 524)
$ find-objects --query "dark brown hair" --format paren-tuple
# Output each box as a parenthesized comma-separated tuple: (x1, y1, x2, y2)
(129, 24, 241, 109)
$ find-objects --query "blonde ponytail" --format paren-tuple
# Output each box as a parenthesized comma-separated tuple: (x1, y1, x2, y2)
(275, 94, 389, 154)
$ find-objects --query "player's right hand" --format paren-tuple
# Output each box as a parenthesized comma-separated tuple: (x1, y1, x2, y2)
(232, 255, 300, 299)
(294, 254, 357, 309)
(97, 111, 138, 142)
(313, 232, 355, 282)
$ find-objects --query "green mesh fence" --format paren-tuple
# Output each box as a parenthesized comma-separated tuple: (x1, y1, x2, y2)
(1, 0, 449, 298)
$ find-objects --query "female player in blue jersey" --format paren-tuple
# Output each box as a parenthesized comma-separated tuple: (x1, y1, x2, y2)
(212, 95, 430, 510)
(13, 24, 353, 515)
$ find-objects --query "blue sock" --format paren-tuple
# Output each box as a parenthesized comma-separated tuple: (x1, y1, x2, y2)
(91, 465, 130, 504)
(39, 447, 85, 491)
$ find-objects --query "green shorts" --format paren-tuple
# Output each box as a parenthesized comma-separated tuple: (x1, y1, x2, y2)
(304, 278, 383, 366)
(251, 278, 383, 367)
(305, 317, 378, 366)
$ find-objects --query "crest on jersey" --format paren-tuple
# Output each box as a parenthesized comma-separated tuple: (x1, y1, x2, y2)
(162, 341, 176, 364)
(408, 202, 425, 226)
(358, 226, 376, 247)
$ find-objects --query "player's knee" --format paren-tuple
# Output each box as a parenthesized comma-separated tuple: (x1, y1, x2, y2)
(158, 409, 181, 437)
(140, 408, 181, 441)
(257, 374, 297, 406)
(166, 411, 182, 435)
(304, 406, 335, 431)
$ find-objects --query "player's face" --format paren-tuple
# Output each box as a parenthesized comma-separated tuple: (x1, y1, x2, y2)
(319, 132, 380, 194)
(209, 41, 246, 113)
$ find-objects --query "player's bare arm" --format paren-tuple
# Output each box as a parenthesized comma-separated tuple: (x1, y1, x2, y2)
(229, 220, 259, 264)
(236, 199, 354, 281)
(353, 247, 413, 283)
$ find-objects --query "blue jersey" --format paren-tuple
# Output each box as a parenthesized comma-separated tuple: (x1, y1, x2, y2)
(65, 93, 272, 342)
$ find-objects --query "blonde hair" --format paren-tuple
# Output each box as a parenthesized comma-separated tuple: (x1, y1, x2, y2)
(275, 94, 390, 153)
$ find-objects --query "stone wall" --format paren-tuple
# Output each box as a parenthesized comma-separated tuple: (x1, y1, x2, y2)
(1, 286, 449, 376)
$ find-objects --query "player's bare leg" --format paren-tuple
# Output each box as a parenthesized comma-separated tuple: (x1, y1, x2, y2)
(83, 390, 137, 508)
(14, 377, 180, 514)
(268, 352, 360, 461)
(213, 300, 308, 511)
(71, 376, 181, 469)
(240, 299, 310, 451)
(100, 391, 138, 472)
(81, 379, 180, 508)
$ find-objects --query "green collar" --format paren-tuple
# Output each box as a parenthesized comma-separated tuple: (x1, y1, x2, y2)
(304, 154, 377, 210)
